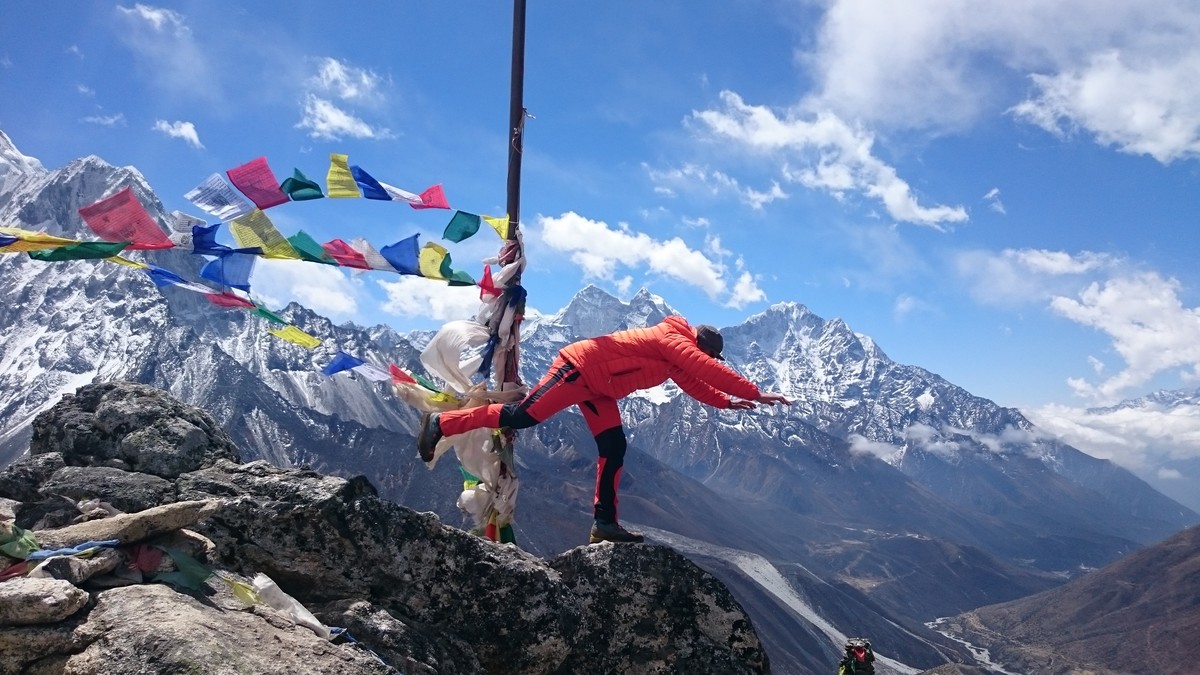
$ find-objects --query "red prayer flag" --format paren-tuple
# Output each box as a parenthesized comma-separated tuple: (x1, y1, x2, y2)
(322, 238, 372, 269)
(479, 264, 501, 300)
(411, 184, 450, 210)
(206, 291, 256, 309)
(77, 187, 174, 250)
(389, 364, 417, 385)
(226, 157, 289, 210)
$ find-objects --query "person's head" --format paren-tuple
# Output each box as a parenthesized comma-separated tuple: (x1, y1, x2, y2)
(695, 324, 724, 360)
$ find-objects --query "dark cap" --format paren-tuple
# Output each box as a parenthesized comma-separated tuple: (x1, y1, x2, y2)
(696, 324, 724, 360)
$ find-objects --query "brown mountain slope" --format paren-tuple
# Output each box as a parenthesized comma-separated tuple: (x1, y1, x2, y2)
(942, 524, 1200, 675)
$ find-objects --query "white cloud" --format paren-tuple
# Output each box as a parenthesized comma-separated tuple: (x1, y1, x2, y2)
(893, 294, 935, 320)
(309, 57, 383, 102)
(115, 4, 218, 101)
(66, 45, 83, 59)
(953, 248, 1117, 307)
(1012, 50, 1200, 163)
(983, 187, 1005, 214)
(376, 276, 484, 321)
(296, 94, 391, 141)
(848, 433, 897, 459)
(1049, 272, 1200, 403)
(537, 211, 766, 309)
(691, 92, 967, 229)
(152, 120, 203, 148)
(903, 422, 961, 457)
(76, 84, 94, 97)
(1028, 401, 1200, 473)
(118, 3, 186, 32)
(251, 260, 359, 320)
(81, 113, 126, 127)
(800, 0, 1200, 162)
(645, 163, 789, 210)
(1159, 467, 1184, 480)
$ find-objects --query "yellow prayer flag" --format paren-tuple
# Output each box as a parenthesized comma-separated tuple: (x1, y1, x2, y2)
(0, 227, 78, 252)
(483, 214, 510, 240)
(418, 242, 449, 280)
(104, 256, 148, 269)
(326, 153, 361, 198)
(229, 210, 300, 260)
(268, 325, 321, 349)
(429, 391, 461, 405)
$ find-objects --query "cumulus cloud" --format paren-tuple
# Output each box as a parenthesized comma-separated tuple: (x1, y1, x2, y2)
(308, 57, 383, 102)
(691, 92, 967, 229)
(296, 94, 391, 141)
(1049, 272, 1200, 403)
(251, 260, 360, 320)
(296, 57, 392, 141)
(1012, 50, 1200, 163)
(537, 211, 766, 309)
(376, 276, 485, 321)
(152, 120, 203, 148)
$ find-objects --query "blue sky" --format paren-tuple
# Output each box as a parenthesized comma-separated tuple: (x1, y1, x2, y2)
(5, 1, 1200, 499)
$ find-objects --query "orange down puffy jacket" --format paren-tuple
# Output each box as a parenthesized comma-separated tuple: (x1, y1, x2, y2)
(559, 315, 761, 408)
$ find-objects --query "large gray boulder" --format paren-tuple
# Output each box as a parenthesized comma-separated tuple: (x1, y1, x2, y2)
(0, 382, 771, 675)
(28, 381, 241, 478)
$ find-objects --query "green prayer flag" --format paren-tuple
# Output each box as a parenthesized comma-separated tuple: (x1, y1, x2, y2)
(281, 168, 325, 201)
(443, 210, 481, 243)
(154, 546, 214, 590)
(28, 241, 131, 261)
(0, 522, 38, 560)
(253, 304, 288, 325)
(436, 250, 476, 286)
(446, 269, 476, 286)
(287, 231, 338, 265)
(413, 372, 441, 393)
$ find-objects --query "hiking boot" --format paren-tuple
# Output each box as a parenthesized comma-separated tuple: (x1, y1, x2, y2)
(589, 520, 644, 544)
(417, 412, 443, 462)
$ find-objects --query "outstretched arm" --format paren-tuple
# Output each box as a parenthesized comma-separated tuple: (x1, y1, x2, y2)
(728, 393, 792, 410)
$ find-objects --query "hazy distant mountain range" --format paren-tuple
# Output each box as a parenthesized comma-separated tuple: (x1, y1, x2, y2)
(2, 128, 1196, 674)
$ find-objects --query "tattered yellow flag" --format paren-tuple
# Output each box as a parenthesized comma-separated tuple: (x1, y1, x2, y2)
(418, 242, 449, 280)
(0, 227, 78, 252)
(104, 256, 148, 269)
(483, 214, 510, 240)
(229, 210, 300, 260)
(326, 153, 361, 198)
(268, 325, 321, 349)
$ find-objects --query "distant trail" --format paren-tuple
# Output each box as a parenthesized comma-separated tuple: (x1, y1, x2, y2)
(636, 523, 921, 675)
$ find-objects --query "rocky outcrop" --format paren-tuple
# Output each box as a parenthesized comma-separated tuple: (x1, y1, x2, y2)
(0, 381, 770, 674)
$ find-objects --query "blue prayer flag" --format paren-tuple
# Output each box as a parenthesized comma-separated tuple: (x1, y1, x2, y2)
(199, 252, 256, 291)
(379, 234, 421, 275)
(145, 264, 190, 288)
(322, 351, 365, 376)
(350, 166, 391, 201)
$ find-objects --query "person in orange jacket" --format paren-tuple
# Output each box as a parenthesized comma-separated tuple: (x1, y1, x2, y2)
(416, 315, 791, 543)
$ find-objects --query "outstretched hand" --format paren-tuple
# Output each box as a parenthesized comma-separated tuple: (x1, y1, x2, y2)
(730, 393, 792, 410)
(757, 393, 792, 406)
